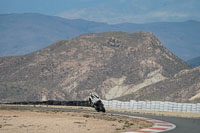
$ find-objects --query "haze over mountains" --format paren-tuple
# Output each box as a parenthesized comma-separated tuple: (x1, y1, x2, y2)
(1, 31, 198, 103)
(1, 13, 200, 61)
(187, 56, 200, 68)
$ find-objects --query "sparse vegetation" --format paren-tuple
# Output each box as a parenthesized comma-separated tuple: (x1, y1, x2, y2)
(123, 120, 134, 129)
(83, 114, 90, 118)
(0, 105, 153, 133)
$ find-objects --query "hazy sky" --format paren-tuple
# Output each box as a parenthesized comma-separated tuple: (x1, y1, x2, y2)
(0, 0, 200, 24)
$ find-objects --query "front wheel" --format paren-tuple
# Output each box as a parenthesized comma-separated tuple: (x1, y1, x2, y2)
(100, 106, 106, 112)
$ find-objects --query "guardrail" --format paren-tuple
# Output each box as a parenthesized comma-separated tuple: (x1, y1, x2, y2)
(2, 100, 200, 113)
(102, 100, 200, 113)
(3, 100, 90, 107)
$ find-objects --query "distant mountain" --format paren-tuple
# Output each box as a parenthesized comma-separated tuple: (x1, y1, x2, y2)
(0, 13, 200, 60)
(0, 13, 112, 57)
(187, 56, 200, 67)
(0, 32, 190, 103)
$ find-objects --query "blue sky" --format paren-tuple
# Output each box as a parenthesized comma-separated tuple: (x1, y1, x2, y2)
(0, 0, 200, 24)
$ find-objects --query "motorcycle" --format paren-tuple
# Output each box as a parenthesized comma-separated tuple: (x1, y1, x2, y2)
(89, 93, 106, 112)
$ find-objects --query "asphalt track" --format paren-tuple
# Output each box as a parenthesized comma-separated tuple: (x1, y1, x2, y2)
(1, 105, 200, 133)
(82, 110, 200, 133)
(112, 111, 200, 133)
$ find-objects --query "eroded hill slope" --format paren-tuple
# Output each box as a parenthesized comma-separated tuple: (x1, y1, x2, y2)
(0, 32, 190, 102)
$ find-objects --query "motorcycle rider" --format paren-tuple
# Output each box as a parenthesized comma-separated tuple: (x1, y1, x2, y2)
(88, 93, 100, 107)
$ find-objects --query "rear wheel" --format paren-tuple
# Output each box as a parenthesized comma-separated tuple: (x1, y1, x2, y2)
(94, 100, 106, 112)
(98, 104, 106, 112)
(95, 106, 100, 112)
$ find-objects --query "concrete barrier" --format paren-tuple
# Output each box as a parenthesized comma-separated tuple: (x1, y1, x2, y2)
(102, 100, 200, 113)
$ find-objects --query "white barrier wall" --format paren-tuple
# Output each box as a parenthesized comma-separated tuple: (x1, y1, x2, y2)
(102, 100, 200, 113)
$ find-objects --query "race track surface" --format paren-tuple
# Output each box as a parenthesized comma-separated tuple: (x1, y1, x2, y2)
(112, 111, 200, 133)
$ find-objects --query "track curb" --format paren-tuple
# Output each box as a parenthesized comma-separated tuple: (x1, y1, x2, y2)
(120, 115, 176, 133)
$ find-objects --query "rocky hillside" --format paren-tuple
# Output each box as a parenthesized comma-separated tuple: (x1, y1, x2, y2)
(0, 32, 190, 102)
(116, 66, 200, 103)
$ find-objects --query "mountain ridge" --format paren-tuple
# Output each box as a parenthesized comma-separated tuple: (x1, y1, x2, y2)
(0, 13, 200, 60)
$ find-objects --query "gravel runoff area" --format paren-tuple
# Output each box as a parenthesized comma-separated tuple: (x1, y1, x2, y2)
(0, 104, 153, 133)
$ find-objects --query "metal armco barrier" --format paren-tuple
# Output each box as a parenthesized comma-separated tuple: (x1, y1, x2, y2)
(102, 100, 200, 113)
(4, 100, 90, 107)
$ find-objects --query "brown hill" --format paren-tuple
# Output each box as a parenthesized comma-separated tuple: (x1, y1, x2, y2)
(0, 32, 190, 102)
(116, 66, 200, 103)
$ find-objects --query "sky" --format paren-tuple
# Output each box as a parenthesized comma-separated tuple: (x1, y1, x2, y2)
(0, 0, 200, 24)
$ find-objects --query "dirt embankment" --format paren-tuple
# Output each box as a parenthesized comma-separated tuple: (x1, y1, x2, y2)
(0, 107, 152, 133)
